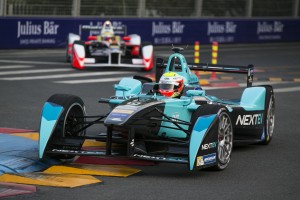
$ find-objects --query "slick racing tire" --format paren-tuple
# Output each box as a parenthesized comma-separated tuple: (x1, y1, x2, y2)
(46, 94, 86, 159)
(190, 105, 233, 171)
(260, 86, 275, 145)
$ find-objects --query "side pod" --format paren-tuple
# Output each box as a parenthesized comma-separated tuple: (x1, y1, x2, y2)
(189, 114, 218, 170)
(39, 102, 64, 159)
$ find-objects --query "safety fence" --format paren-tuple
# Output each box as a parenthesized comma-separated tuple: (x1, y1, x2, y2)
(1, 0, 299, 18)
(0, 17, 300, 49)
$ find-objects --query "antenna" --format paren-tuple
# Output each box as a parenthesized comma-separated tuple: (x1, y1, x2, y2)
(171, 46, 184, 53)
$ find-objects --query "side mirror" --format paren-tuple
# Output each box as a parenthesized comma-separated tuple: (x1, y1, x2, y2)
(186, 90, 205, 97)
(114, 84, 131, 91)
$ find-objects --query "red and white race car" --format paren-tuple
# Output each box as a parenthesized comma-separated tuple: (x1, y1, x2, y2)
(66, 20, 154, 71)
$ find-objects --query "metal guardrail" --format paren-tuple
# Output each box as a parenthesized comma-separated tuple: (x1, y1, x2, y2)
(0, 0, 299, 18)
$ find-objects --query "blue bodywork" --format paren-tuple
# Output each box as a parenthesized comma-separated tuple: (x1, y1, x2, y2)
(164, 53, 199, 86)
(38, 48, 270, 171)
(189, 114, 217, 170)
(39, 102, 63, 159)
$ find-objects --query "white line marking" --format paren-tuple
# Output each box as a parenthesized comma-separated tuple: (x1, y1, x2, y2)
(55, 77, 125, 84)
(274, 86, 300, 93)
(0, 68, 73, 76)
(0, 71, 133, 81)
(0, 59, 69, 66)
(0, 65, 34, 70)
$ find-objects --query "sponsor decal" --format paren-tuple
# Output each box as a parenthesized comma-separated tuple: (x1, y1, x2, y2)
(52, 149, 103, 155)
(196, 153, 216, 166)
(130, 139, 134, 147)
(17, 20, 59, 38)
(108, 113, 129, 122)
(126, 101, 142, 106)
(133, 154, 167, 160)
(133, 154, 186, 162)
(152, 21, 185, 36)
(166, 112, 180, 127)
(207, 21, 237, 43)
(257, 21, 284, 40)
(236, 113, 263, 126)
(201, 142, 217, 150)
(152, 21, 185, 44)
(112, 109, 134, 114)
(154, 37, 182, 44)
(171, 112, 180, 120)
(257, 21, 284, 35)
(207, 21, 237, 35)
(110, 118, 123, 121)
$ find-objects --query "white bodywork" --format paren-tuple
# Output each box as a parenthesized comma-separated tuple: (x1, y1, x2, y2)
(68, 20, 153, 70)
(127, 34, 141, 46)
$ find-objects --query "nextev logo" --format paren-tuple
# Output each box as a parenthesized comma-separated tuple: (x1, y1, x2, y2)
(17, 21, 60, 38)
(236, 114, 263, 126)
(201, 142, 217, 150)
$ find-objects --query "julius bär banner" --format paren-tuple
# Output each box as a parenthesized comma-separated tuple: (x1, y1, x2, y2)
(0, 17, 300, 48)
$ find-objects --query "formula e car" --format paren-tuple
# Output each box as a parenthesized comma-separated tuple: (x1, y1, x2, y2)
(39, 47, 275, 171)
(66, 20, 153, 71)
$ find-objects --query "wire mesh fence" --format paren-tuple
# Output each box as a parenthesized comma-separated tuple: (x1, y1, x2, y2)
(1, 0, 299, 17)
(80, 0, 139, 17)
(4, 0, 73, 16)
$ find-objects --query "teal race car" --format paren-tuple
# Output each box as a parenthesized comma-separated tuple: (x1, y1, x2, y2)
(39, 47, 275, 171)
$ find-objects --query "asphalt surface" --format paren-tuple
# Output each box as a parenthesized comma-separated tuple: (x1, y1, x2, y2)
(0, 43, 300, 200)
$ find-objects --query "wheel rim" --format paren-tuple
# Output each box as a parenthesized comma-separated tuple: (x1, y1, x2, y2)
(64, 103, 85, 137)
(217, 112, 233, 165)
(267, 97, 275, 139)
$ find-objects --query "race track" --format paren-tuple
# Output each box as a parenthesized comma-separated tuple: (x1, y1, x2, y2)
(0, 43, 300, 200)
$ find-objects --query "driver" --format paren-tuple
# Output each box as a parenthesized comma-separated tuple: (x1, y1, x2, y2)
(159, 72, 184, 98)
(101, 20, 114, 38)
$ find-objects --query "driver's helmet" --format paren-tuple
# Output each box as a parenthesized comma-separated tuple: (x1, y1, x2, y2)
(159, 72, 184, 98)
(101, 20, 114, 38)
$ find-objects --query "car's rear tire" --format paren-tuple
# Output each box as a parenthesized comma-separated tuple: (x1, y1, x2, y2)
(190, 105, 233, 171)
(46, 94, 86, 159)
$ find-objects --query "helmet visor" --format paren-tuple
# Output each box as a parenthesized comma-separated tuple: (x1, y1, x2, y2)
(159, 83, 174, 91)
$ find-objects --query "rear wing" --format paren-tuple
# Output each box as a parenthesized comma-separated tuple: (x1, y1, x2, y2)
(79, 25, 127, 35)
(156, 59, 254, 87)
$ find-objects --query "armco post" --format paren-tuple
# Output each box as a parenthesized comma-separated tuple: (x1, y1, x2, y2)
(211, 41, 218, 80)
